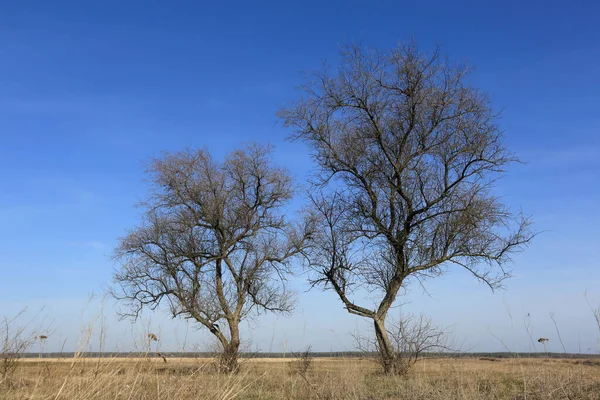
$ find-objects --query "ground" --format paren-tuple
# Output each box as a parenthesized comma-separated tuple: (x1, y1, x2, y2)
(2, 356, 600, 399)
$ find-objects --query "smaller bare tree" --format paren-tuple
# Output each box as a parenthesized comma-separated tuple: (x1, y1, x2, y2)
(354, 314, 451, 375)
(290, 345, 314, 376)
(112, 144, 313, 373)
(1, 309, 41, 383)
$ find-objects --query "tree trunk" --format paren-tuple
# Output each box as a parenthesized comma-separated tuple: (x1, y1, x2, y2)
(374, 317, 396, 375)
(218, 322, 240, 374)
(219, 342, 239, 374)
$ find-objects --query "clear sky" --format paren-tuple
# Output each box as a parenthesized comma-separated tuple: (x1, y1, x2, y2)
(1, 0, 599, 354)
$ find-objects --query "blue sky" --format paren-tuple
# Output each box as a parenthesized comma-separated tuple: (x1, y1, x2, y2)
(1, 0, 599, 353)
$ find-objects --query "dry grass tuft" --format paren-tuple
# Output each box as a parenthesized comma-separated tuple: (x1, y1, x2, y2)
(1, 356, 600, 399)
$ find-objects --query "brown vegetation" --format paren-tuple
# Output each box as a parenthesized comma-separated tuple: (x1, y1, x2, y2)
(2, 356, 600, 399)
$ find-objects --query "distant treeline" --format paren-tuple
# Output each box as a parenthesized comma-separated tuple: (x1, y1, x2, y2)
(21, 352, 600, 359)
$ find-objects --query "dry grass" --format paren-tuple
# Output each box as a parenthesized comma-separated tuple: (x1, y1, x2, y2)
(2, 356, 600, 399)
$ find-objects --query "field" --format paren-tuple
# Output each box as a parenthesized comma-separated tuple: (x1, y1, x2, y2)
(2, 356, 600, 399)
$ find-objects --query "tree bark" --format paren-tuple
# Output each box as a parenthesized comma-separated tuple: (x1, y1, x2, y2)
(218, 321, 241, 374)
(374, 317, 396, 375)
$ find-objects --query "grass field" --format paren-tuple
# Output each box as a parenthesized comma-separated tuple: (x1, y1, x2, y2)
(2, 356, 600, 399)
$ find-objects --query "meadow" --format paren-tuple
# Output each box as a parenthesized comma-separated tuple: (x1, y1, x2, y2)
(2, 355, 600, 399)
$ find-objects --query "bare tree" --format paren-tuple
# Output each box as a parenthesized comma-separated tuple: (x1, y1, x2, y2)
(281, 42, 533, 374)
(1, 309, 42, 383)
(354, 314, 451, 375)
(112, 144, 312, 373)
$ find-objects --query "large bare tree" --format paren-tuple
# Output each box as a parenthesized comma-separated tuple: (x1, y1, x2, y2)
(281, 42, 533, 374)
(112, 144, 312, 372)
